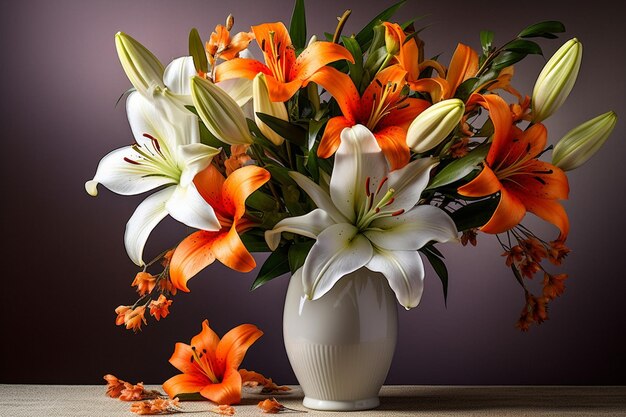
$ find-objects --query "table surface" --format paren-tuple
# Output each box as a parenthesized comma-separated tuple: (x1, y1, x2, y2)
(1, 385, 625, 416)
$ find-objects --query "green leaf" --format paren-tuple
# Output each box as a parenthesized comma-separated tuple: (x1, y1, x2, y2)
(428, 146, 489, 189)
(420, 246, 449, 304)
(308, 118, 327, 150)
(289, 0, 307, 50)
(511, 264, 527, 289)
(246, 189, 277, 212)
(518, 20, 565, 39)
(503, 39, 543, 55)
(480, 30, 494, 55)
(189, 28, 208, 74)
(341, 36, 364, 89)
(174, 392, 205, 401)
(288, 240, 315, 273)
(451, 195, 500, 232)
(241, 231, 271, 253)
(355, 0, 406, 49)
(491, 51, 527, 71)
(256, 112, 307, 147)
(251, 245, 290, 291)
(454, 77, 479, 101)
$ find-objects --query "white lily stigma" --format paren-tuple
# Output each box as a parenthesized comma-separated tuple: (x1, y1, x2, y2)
(552, 111, 617, 171)
(265, 125, 458, 309)
(531, 38, 582, 123)
(85, 93, 221, 266)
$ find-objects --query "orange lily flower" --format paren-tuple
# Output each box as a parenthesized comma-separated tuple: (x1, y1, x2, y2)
(169, 164, 270, 291)
(381, 23, 478, 102)
(215, 22, 354, 102)
(457, 93, 570, 240)
(308, 65, 429, 169)
(410, 43, 479, 102)
(163, 320, 263, 405)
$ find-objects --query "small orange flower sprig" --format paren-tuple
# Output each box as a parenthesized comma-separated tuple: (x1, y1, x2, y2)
(497, 225, 570, 330)
(206, 15, 254, 66)
(104, 374, 163, 401)
(114, 249, 177, 332)
(257, 397, 301, 414)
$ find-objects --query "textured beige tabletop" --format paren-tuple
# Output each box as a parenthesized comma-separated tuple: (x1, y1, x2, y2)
(1, 384, 625, 416)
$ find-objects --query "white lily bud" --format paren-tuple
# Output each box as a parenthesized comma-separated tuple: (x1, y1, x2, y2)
(115, 32, 165, 96)
(253, 73, 289, 146)
(407, 99, 465, 153)
(552, 111, 617, 171)
(531, 38, 582, 123)
(190, 76, 254, 145)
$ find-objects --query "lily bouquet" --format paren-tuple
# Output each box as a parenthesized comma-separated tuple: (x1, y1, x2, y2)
(87, 1, 616, 338)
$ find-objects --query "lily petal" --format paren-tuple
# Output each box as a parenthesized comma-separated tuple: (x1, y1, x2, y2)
(481, 188, 526, 234)
(169, 230, 220, 292)
(199, 367, 243, 405)
(166, 183, 221, 232)
(265, 208, 336, 250)
(125, 187, 175, 266)
(446, 43, 479, 95)
(366, 248, 425, 309)
(522, 195, 570, 241)
(85, 146, 174, 196)
(190, 320, 220, 364)
(214, 58, 272, 83)
(163, 373, 210, 399)
(289, 40, 355, 82)
(330, 125, 387, 223)
(306, 67, 359, 120)
(216, 323, 263, 371)
(373, 126, 410, 170)
(221, 165, 271, 220)
(177, 143, 221, 187)
(167, 342, 202, 376)
(457, 164, 502, 197)
(317, 116, 355, 159)
(366, 205, 458, 251)
(211, 224, 257, 273)
(467, 93, 512, 165)
(383, 157, 439, 213)
(302, 223, 373, 301)
(163, 56, 196, 96)
(289, 172, 349, 224)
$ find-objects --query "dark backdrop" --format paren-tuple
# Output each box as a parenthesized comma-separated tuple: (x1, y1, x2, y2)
(1, 0, 624, 385)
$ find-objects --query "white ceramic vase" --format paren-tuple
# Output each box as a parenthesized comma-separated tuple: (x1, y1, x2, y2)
(283, 267, 398, 411)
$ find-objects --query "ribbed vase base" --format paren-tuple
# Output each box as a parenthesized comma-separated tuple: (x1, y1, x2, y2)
(302, 396, 380, 411)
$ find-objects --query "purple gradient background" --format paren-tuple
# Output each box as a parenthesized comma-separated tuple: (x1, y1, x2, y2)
(1, 0, 624, 385)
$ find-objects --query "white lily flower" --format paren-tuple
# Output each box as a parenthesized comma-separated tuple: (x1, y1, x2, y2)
(85, 93, 221, 266)
(265, 125, 458, 309)
(116, 32, 252, 117)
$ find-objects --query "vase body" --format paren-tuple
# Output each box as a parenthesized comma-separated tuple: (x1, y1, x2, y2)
(283, 267, 398, 411)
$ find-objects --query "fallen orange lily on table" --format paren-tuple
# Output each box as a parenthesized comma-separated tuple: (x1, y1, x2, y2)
(163, 320, 263, 405)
